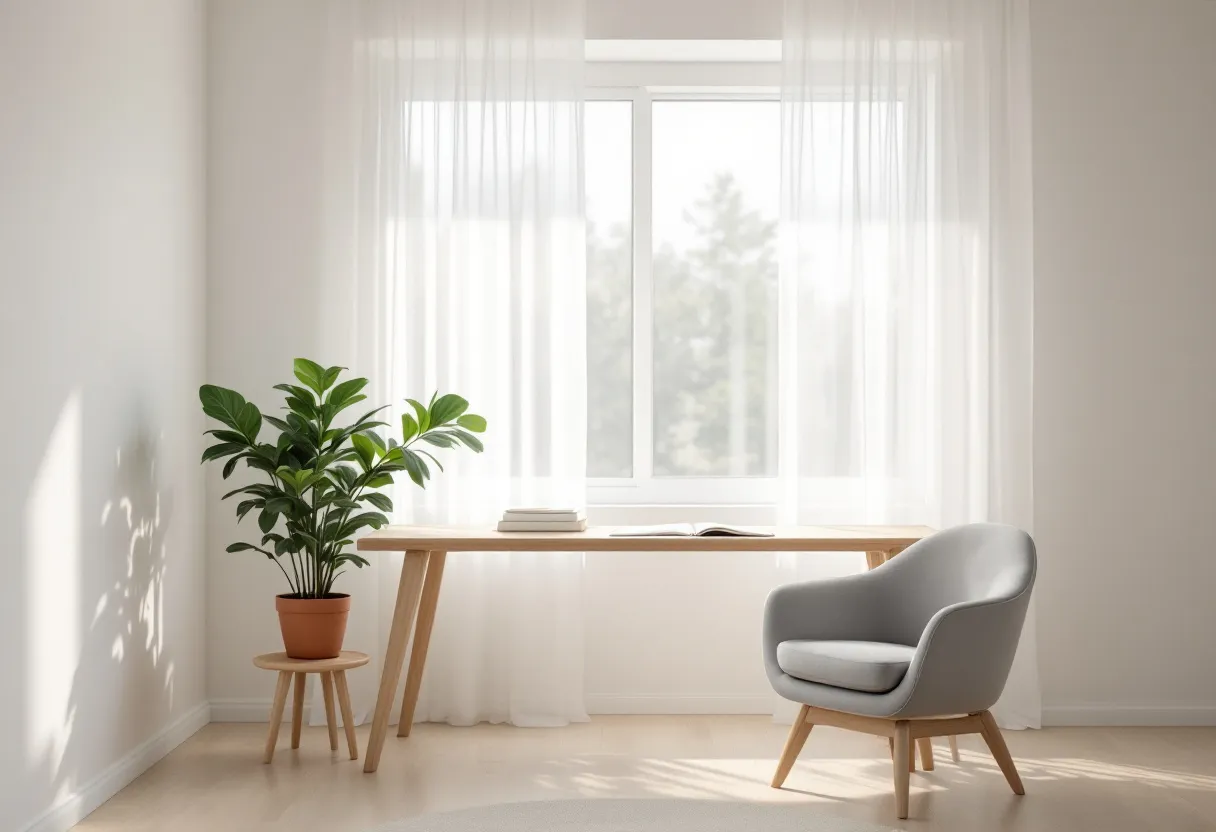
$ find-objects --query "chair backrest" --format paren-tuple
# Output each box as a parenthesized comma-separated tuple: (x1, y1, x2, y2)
(878, 523, 1036, 647)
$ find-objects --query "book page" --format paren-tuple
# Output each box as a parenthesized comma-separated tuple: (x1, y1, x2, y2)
(608, 524, 695, 536)
(692, 523, 774, 537)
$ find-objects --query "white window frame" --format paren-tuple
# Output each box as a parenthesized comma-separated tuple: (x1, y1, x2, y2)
(585, 48, 783, 507)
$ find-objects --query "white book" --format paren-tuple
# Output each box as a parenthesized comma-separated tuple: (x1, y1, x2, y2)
(501, 509, 586, 523)
(497, 519, 588, 533)
(609, 523, 773, 538)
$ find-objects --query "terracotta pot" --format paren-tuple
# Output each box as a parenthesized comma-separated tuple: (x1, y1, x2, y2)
(276, 593, 350, 659)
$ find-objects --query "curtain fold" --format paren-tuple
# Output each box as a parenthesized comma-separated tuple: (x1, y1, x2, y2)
(778, 0, 1040, 728)
(321, 0, 588, 728)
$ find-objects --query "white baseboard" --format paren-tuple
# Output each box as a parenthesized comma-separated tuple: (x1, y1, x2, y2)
(213, 694, 774, 720)
(1043, 704, 1216, 726)
(214, 695, 1216, 725)
(209, 698, 287, 723)
(587, 694, 773, 715)
(21, 701, 211, 832)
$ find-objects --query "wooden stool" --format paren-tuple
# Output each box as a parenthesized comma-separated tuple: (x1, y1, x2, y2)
(253, 650, 369, 763)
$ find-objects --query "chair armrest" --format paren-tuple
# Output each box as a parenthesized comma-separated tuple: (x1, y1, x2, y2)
(894, 588, 1034, 718)
(763, 570, 889, 680)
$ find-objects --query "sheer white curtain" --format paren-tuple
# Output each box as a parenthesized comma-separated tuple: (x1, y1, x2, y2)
(321, 0, 588, 728)
(779, 0, 1040, 728)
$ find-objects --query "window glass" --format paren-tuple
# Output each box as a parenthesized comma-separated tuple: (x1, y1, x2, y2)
(651, 101, 780, 476)
(585, 100, 634, 477)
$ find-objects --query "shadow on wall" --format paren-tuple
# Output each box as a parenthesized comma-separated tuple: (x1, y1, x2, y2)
(12, 392, 178, 830)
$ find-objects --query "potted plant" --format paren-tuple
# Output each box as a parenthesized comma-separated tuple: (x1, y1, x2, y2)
(199, 358, 486, 659)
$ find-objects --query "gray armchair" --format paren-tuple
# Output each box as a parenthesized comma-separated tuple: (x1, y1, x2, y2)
(764, 523, 1036, 819)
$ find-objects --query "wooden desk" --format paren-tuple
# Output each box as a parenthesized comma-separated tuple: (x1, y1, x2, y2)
(356, 524, 934, 773)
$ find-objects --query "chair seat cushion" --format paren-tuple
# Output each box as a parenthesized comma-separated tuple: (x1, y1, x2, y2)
(776, 640, 916, 693)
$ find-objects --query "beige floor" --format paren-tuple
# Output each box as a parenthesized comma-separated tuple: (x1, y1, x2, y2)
(74, 717, 1216, 831)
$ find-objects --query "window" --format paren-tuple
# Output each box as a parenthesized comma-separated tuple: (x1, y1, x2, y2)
(586, 89, 780, 501)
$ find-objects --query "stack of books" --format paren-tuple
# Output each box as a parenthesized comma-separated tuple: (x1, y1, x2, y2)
(496, 508, 587, 532)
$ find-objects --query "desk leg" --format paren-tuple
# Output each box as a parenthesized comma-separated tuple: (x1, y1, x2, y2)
(398, 551, 447, 737)
(865, 551, 886, 570)
(364, 550, 429, 773)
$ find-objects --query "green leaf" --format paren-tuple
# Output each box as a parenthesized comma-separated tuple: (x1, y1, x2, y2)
(351, 434, 376, 470)
(363, 492, 393, 512)
(285, 396, 316, 419)
(273, 383, 316, 405)
(404, 398, 431, 434)
(450, 429, 485, 453)
(330, 465, 358, 490)
(321, 365, 345, 392)
(339, 512, 389, 538)
(429, 393, 469, 426)
(456, 413, 487, 432)
(206, 429, 251, 444)
(263, 414, 292, 433)
(201, 442, 246, 464)
(200, 385, 248, 430)
(222, 454, 245, 479)
(416, 449, 445, 472)
(365, 431, 386, 453)
(264, 497, 294, 515)
(245, 455, 276, 474)
(273, 467, 302, 495)
(420, 432, 457, 449)
(327, 377, 368, 408)
(400, 451, 428, 487)
(235, 499, 260, 521)
(293, 358, 328, 395)
(222, 483, 274, 500)
(401, 413, 419, 443)
(364, 473, 393, 489)
(226, 542, 258, 553)
(258, 508, 278, 534)
(235, 401, 262, 441)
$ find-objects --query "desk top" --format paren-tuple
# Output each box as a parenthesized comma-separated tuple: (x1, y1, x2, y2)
(358, 524, 934, 553)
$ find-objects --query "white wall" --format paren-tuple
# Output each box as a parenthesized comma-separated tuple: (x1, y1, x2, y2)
(204, 0, 1216, 725)
(0, 2, 208, 829)
(204, 0, 337, 715)
(1031, 0, 1216, 724)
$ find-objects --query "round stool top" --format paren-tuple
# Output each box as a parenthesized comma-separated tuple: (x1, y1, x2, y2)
(253, 650, 370, 673)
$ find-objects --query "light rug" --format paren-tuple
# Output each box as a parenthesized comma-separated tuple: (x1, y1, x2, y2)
(374, 798, 895, 832)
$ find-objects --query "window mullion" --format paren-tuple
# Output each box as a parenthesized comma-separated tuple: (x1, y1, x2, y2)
(632, 88, 654, 481)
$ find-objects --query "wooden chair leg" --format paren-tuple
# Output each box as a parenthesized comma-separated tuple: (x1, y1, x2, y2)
(948, 734, 960, 762)
(888, 736, 895, 760)
(893, 721, 911, 819)
(263, 671, 292, 764)
(771, 704, 814, 788)
(335, 669, 359, 761)
(978, 710, 1025, 795)
(918, 737, 935, 771)
(290, 673, 306, 749)
(908, 738, 916, 772)
(321, 671, 339, 751)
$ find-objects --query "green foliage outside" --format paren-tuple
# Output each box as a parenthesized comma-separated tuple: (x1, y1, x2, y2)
(588, 172, 778, 477)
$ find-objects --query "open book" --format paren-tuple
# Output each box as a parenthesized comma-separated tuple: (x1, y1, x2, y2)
(609, 523, 773, 538)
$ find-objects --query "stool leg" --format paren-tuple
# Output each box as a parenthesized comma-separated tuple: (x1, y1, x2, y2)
(291, 672, 306, 749)
(335, 669, 359, 760)
(321, 671, 339, 751)
(264, 671, 292, 764)
(949, 734, 960, 762)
